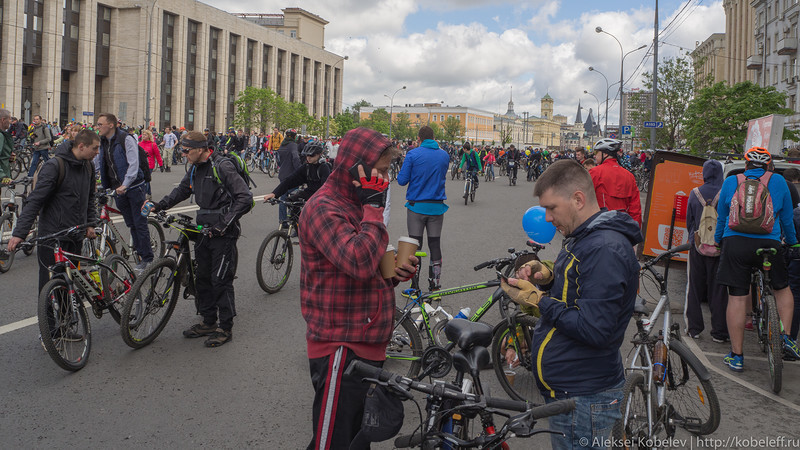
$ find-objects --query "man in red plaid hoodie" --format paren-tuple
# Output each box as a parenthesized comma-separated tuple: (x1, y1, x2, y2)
(299, 127, 417, 449)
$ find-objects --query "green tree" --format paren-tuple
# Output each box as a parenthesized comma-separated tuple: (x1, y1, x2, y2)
(233, 86, 281, 132)
(630, 55, 696, 149)
(682, 81, 798, 155)
(351, 99, 372, 123)
(360, 108, 390, 135)
(498, 122, 513, 148)
(392, 112, 414, 141)
(442, 116, 465, 142)
(332, 112, 357, 137)
(428, 122, 446, 141)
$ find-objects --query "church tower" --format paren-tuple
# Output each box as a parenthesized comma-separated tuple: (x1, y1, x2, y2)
(504, 87, 518, 118)
(541, 93, 554, 120)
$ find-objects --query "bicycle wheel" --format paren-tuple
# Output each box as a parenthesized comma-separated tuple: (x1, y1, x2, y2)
(255, 229, 293, 294)
(385, 307, 423, 378)
(612, 372, 652, 449)
(662, 339, 721, 435)
(470, 185, 475, 203)
(268, 159, 277, 177)
(491, 313, 539, 402)
(10, 159, 23, 179)
(37, 278, 91, 371)
(763, 295, 783, 394)
(120, 258, 179, 349)
(22, 220, 37, 256)
(0, 213, 15, 273)
(98, 254, 136, 324)
(147, 217, 166, 258)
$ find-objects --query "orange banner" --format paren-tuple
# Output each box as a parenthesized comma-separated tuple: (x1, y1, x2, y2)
(641, 152, 707, 261)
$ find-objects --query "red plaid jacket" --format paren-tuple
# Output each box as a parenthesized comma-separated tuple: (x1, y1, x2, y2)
(299, 128, 395, 360)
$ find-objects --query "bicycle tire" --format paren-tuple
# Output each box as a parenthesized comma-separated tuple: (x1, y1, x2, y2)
(385, 307, 423, 378)
(662, 339, 721, 435)
(268, 159, 277, 177)
(255, 229, 293, 294)
(0, 213, 15, 272)
(98, 254, 136, 324)
(491, 313, 539, 402)
(38, 277, 91, 371)
(94, 234, 117, 259)
(22, 221, 36, 256)
(764, 294, 783, 394)
(120, 258, 179, 349)
(470, 186, 475, 203)
(147, 217, 166, 258)
(10, 159, 23, 179)
(612, 372, 652, 449)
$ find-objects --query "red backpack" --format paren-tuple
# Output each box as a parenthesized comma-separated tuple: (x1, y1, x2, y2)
(728, 172, 775, 234)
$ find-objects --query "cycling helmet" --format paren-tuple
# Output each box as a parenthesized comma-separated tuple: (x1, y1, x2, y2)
(301, 141, 325, 157)
(744, 146, 772, 168)
(285, 129, 297, 139)
(593, 138, 622, 154)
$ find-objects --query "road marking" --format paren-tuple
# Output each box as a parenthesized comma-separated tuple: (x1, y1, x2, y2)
(0, 316, 37, 335)
(683, 338, 800, 413)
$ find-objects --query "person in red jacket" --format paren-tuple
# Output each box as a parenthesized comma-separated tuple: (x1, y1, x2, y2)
(299, 127, 418, 449)
(139, 129, 162, 196)
(588, 138, 642, 226)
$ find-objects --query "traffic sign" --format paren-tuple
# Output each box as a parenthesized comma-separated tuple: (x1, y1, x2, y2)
(644, 121, 664, 128)
(609, 133, 617, 139)
(82, 111, 94, 116)
(621, 126, 632, 135)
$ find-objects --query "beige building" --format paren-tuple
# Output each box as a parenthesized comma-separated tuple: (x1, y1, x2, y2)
(360, 103, 496, 143)
(691, 33, 728, 86)
(0, 2, 345, 131)
(724, 0, 757, 84)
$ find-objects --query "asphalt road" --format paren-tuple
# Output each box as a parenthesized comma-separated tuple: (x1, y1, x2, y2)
(1, 163, 799, 449)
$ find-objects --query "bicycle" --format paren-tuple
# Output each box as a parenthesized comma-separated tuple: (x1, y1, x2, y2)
(31, 225, 136, 371)
(614, 243, 721, 446)
(450, 160, 463, 181)
(388, 242, 543, 390)
(507, 160, 517, 186)
(484, 163, 495, 182)
(350, 321, 576, 449)
(0, 177, 37, 272)
(389, 158, 401, 182)
(120, 211, 206, 349)
(462, 170, 477, 205)
(256, 197, 304, 294)
(93, 189, 165, 262)
(749, 247, 785, 394)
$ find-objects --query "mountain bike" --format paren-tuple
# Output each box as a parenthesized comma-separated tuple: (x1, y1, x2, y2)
(256, 197, 304, 294)
(614, 243, 720, 446)
(462, 170, 477, 205)
(30, 225, 136, 371)
(507, 160, 517, 186)
(0, 177, 37, 272)
(389, 158, 401, 182)
(450, 160, 463, 181)
(749, 247, 785, 394)
(484, 163, 495, 182)
(120, 211, 206, 349)
(350, 321, 576, 449)
(94, 189, 165, 262)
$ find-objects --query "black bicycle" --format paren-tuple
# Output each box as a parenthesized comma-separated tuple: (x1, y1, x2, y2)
(256, 198, 304, 293)
(750, 247, 784, 393)
(120, 211, 206, 349)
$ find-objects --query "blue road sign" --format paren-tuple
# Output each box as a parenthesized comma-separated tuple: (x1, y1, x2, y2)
(609, 133, 617, 139)
(644, 121, 664, 128)
(621, 126, 632, 135)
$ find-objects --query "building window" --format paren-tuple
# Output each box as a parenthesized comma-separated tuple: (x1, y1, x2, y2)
(246, 39, 255, 87)
(262, 45, 272, 89)
(207, 27, 220, 130)
(160, 12, 177, 129)
(61, 0, 80, 71)
(290, 29, 297, 38)
(228, 34, 238, 128)
(95, 4, 111, 76)
(24, 0, 44, 66)
(185, 20, 198, 130)
(277, 50, 285, 96)
(290, 54, 298, 102)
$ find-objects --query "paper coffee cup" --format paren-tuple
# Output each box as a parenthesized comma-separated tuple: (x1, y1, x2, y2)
(396, 237, 420, 269)
(380, 245, 397, 278)
(504, 369, 516, 385)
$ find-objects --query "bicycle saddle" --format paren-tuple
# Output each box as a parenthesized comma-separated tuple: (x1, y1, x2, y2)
(633, 296, 649, 315)
(444, 319, 493, 351)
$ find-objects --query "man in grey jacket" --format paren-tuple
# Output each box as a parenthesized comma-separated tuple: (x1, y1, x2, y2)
(27, 115, 54, 178)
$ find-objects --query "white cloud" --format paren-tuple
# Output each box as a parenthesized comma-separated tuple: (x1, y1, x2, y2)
(202, 0, 726, 125)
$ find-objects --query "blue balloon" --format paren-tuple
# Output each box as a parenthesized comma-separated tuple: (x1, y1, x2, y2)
(522, 206, 557, 243)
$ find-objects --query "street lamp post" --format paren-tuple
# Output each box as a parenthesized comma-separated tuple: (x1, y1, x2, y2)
(384, 85, 406, 140)
(583, 90, 601, 139)
(325, 55, 348, 139)
(588, 66, 609, 137)
(595, 27, 646, 137)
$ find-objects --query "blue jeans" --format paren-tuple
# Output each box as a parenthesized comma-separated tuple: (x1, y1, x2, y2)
(546, 379, 624, 450)
(27, 149, 51, 177)
(115, 184, 154, 262)
(486, 164, 494, 179)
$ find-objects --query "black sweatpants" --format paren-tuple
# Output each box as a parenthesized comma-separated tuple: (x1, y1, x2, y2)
(307, 347, 382, 450)
(686, 246, 729, 340)
(194, 235, 238, 331)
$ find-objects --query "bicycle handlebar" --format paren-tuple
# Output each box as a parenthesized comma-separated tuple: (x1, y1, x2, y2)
(3, 177, 32, 188)
(647, 243, 691, 266)
(473, 240, 544, 272)
(266, 197, 306, 207)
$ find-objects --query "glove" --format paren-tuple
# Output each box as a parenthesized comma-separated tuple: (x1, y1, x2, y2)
(519, 260, 554, 285)
(501, 278, 545, 309)
(209, 223, 227, 237)
(1, 178, 11, 186)
(788, 244, 800, 261)
(355, 173, 389, 208)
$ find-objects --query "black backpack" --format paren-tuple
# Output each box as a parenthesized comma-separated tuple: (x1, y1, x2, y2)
(139, 146, 152, 183)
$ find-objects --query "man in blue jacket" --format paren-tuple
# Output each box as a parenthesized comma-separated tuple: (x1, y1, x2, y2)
(714, 147, 800, 369)
(397, 126, 450, 290)
(503, 159, 642, 450)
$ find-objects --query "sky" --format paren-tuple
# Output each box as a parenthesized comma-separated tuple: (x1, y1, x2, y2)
(203, 0, 726, 126)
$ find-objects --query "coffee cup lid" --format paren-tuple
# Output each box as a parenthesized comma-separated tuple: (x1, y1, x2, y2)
(386, 244, 396, 252)
(398, 237, 420, 246)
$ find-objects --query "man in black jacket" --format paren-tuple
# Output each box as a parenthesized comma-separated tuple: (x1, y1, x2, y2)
(143, 131, 253, 347)
(8, 130, 100, 290)
(263, 140, 331, 206)
(276, 129, 301, 224)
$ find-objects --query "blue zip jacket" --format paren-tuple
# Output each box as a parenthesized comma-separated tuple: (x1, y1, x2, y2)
(533, 210, 643, 399)
(714, 168, 797, 245)
(99, 128, 143, 189)
(397, 139, 450, 215)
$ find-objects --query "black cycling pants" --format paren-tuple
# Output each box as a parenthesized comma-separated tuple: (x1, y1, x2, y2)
(407, 210, 444, 261)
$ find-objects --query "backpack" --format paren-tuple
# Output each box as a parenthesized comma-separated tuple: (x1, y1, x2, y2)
(190, 153, 256, 211)
(691, 188, 720, 257)
(32, 155, 90, 192)
(728, 172, 775, 234)
(138, 146, 152, 183)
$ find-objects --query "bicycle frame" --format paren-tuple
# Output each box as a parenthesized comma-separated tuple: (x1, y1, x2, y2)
(49, 241, 132, 311)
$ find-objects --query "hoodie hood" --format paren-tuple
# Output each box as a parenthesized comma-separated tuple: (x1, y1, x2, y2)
(54, 140, 86, 167)
(324, 127, 392, 202)
(702, 159, 723, 188)
(568, 209, 644, 247)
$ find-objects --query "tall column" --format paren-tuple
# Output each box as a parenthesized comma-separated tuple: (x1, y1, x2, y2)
(0, 0, 24, 115)
(252, 40, 264, 89)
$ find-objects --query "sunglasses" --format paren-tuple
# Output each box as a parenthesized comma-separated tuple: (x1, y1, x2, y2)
(180, 147, 192, 154)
